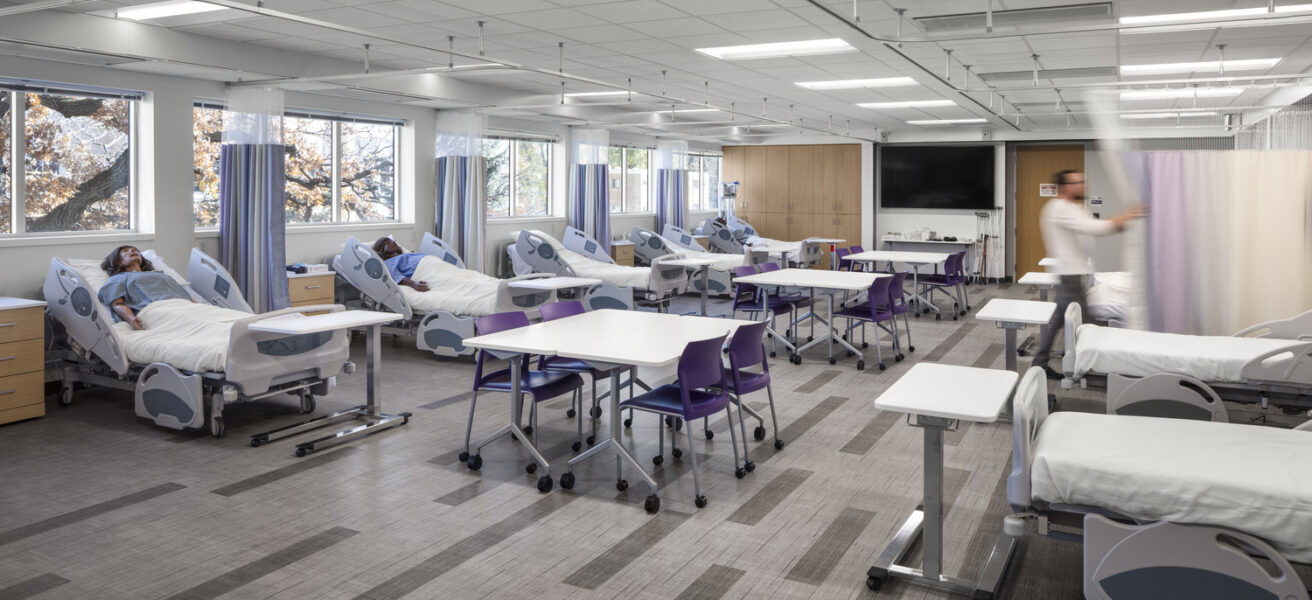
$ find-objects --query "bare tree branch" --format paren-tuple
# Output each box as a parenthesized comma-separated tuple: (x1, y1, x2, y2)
(27, 148, 130, 232)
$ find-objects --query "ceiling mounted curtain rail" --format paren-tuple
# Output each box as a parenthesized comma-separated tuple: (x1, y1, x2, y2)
(0, 77, 144, 99)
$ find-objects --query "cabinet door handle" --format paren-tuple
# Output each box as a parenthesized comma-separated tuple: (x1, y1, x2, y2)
(0, 356, 14, 362)
(0, 322, 14, 328)
(0, 389, 13, 396)
(304, 285, 322, 290)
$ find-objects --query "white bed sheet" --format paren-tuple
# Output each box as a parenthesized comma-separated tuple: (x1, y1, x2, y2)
(1032, 412, 1312, 562)
(560, 248, 651, 289)
(399, 256, 503, 316)
(745, 236, 803, 257)
(1073, 324, 1302, 382)
(112, 299, 245, 373)
(667, 246, 746, 272)
(1087, 271, 1130, 323)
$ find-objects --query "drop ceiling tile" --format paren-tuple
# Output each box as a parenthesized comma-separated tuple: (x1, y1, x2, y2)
(175, 22, 280, 41)
(499, 8, 608, 29)
(622, 17, 726, 38)
(595, 37, 686, 54)
(700, 9, 810, 31)
(574, 1, 688, 23)
(300, 6, 411, 28)
(657, 0, 770, 16)
(551, 24, 646, 44)
(367, 0, 483, 21)
(252, 37, 343, 53)
(436, 0, 559, 15)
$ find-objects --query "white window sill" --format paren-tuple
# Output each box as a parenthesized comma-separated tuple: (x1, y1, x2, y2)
(0, 231, 154, 248)
(195, 221, 411, 238)
(610, 212, 657, 217)
(487, 216, 565, 225)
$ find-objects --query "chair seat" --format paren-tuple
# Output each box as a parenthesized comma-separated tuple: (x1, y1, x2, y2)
(835, 305, 893, 321)
(619, 383, 729, 421)
(918, 274, 960, 286)
(774, 293, 813, 307)
(540, 357, 615, 378)
(723, 368, 770, 395)
(477, 369, 584, 400)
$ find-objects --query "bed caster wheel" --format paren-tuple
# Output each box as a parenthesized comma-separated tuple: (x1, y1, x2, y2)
(672, 448, 683, 459)
(790, 354, 801, 365)
(769, 351, 776, 358)
(744, 460, 755, 472)
(466, 454, 482, 471)
(298, 392, 315, 414)
(923, 308, 930, 314)
(754, 426, 766, 441)
(537, 475, 553, 493)
(828, 357, 836, 365)
(295, 447, 309, 458)
(704, 429, 714, 440)
(617, 479, 629, 492)
(210, 417, 225, 438)
(866, 576, 883, 591)
(458, 451, 470, 462)
(560, 472, 575, 490)
(623, 418, 632, 428)
(878, 363, 886, 371)
(586, 435, 596, 446)
(857, 361, 865, 371)
(571, 441, 582, 452)
(841, 334, 848, 341)
(58, 386, 73, 407)
(785, 329, 792, 337)
(735, 467, 746, 479)
(526, 463, 536, 474)
(590, 406, 602, 419)
(694, 495, 708, 508)
(523, 426, 533, 435)
(862, 342, 869, 349)
(774, 439, 785, 450)
(567, 409, 576, 418)
(914, 313, 921, 319)
(644, 494, 660, 513)
(653, 455, 664, 466)
(953, 315, 958, 321)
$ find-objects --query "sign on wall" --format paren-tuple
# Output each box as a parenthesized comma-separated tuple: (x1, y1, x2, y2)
(1039, 183, 1058, 197)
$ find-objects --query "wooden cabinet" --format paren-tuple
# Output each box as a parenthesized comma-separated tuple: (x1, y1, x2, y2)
(693, 235, 710, 250)
(0, 299, 46, 425)
(610, 241, 634, 267)
(288, 273, 335, 310)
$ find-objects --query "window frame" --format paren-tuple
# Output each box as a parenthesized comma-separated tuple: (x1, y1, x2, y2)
(685, 153, 723, 212)
(608, 145, 654, 215)
(2, 86, 140, 237)
(484, 136, 552, 220)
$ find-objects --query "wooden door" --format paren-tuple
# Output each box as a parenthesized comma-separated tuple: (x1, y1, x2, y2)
(1015, 144, 1084, 275)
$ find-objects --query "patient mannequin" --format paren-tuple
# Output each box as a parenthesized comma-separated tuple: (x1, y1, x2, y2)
(98, 245, 192, 330)
(372, 237, 430, 292)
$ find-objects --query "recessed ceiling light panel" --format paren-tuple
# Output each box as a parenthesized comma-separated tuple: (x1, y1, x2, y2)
(117, 0, 228, 20)
(795, 77, 917, 90)
(858, 100, 955, 109)
(695, 38, 856, 61)
(1120, 87, 1246, 100)
(906, 118, 987, 125)
(1120, 111, 1219, 120)
(1120, 58, 1281, 75)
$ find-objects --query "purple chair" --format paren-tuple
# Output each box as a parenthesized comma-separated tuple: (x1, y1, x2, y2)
(917, 251, 966, 321)
(538, 301, 627, 449)
(834, 247, 853, 271)
(615, 334, 740, 509)
(885, 271, 914, 359)
(757, 262, 816, 345)
(834, 276, 896, 370)
(840, 245, 866, 272)
(460, 311, 584, 493)
(731, 264, 795, 358)
(722, 320, 783, 468)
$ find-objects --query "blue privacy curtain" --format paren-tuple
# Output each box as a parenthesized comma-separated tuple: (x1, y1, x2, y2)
(655, 140, 688, 231)
(218, 87, 288, 312)
(435, 112, 488, 272)
(570, 128, 610, 253)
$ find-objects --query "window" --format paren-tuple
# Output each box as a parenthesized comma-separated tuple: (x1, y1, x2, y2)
(686, 154, 721, 211)
(608, 146, 650, 213)
(484, 138, 549, 217)
(1, 86, 137, 235)
(193, 106, 400, 227)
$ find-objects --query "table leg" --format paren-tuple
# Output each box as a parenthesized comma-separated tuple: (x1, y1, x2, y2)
(795, 292, 863, 367)
(1017, 287, 1049, 357)
(568, 370, 659, 511)
(699, 265, 710, 316)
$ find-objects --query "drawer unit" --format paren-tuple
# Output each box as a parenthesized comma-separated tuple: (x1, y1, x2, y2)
(0, 298, 46, 425)
(610, 241, 634, 267)
(693, 235, 710, 250)
(288, 273, 335, 307)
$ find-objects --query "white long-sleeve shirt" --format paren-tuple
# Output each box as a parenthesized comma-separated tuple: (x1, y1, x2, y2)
(1039, 198, 1117, 275)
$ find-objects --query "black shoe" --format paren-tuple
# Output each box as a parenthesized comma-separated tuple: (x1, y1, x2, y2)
(1041, 366, 1063, 380)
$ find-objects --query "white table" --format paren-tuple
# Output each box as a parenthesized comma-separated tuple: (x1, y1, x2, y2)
(734, 269, 886, 369)
(883, 237, 977, 280)
(844, 250, 951, 320)
(248, 309, 409, 457)
(1015, 272, 1060, 356)
(867, 363, 1019, 598)
(506, 276, 602, 291)
(1039, 257, 1058, 269)
(463, 310, 753, 511)
(660, 257, 721, 316)
(975, 299, 1055, 376)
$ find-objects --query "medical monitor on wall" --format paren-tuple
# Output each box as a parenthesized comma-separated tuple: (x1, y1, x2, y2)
(880, 145, 995, 210)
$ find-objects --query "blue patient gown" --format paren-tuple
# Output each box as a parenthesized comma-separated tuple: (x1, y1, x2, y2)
(385, 253, 425, 283)
(98, 271, 191, 320)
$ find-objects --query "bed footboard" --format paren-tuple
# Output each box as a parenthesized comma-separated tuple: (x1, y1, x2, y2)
(135, 362, 206, 431)
(1241, 342, 1312, 388)
(584, 282, 634, 311)
(796, 239, 824, 268)
(693, 268, 733, 297)
(499, 274, 555, 313)
(417, 311, 476, 357)
(1061, 302, 1084, 386)
(44, 258, 130, 376)
(1234, 308, 1312, 341)
(1008, 367, 1049, 514)
(648, 255, 689, 297)
(225, 305, 350, 395)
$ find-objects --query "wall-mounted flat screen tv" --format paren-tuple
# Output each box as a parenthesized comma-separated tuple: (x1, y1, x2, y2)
(879, 145, 995, 210)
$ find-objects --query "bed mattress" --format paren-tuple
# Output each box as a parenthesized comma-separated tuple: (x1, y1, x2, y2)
(1073, 324, 1302, 382)
(669, 246, 746, 272)
(399, 256, 504, 316)
(1087, 272, 1129, 323)
(1032, 412, 1312, 562)
(744, 236, 803, 257)
(112, 299, 246, 373)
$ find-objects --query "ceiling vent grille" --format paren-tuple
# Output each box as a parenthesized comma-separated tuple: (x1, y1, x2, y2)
(915, 2, 1112, 33)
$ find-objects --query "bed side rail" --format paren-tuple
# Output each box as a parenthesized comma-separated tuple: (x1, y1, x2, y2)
(1241, 342, 1312, 388)
(225, 304, 351, 395)
(417, 232, 466, 269)
(1234, 308, 1312, 341)
(661, 224, 703, 252)
(1062, 302, 1084, 380)
(1107, 373, 1228, 422)
(187, 248, 255, 313)
(648, 255, 690, 297)
(334, 236, 413, 320)
(44, 258, 130, 376)
(562, 226, 614, 264)
(514, 230, 575, 277)
(629, 227, 673, 264)
(583, 282, 634, 311)
(796, 239, 824, 268)
(1008, 367, 1049, 514)
(141, 249, 208, 304)
(704, 218, 746, 254)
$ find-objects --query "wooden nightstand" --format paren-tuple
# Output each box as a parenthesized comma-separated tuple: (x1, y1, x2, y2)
(0, 298, 47, 425)
(288, 272, 335, 313)
(693, 235, 710, 250)
(609, 241, 634, 267)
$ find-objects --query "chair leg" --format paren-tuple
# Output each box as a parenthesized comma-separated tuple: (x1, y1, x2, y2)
(670, 416, 680, 459)
(765, 385, 782, 448)
(903, 312, 914, 352)
(727, 404, 745, 478)
(574, 389, 583, 451)
(873, 318, 884, 368)
(462, 390, 479, 456)
(686, 424, 706, 507)
(733, 395, 751, 473)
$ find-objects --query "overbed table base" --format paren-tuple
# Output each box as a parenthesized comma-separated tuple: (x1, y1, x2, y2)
(867, 417, 1015, 599)
(567, 371, 660, 511)
(250, 324, 411, 457)
(1016, 286, 1050, 357)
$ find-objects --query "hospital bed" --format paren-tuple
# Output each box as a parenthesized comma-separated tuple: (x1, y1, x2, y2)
(628, 226, 749, 297)
(697, 217, 824, 268)
(1061, 303, 1312, 409)
(507, 227, 687, 311)
(333, 233, 556, 357)
(1005, 366, 1312, 599)
(45, 252, 351, 438)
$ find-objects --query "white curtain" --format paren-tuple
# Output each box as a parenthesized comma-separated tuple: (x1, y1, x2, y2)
(435, 112, 488, 272)
(655, 140, 688, 231)
(570, 128, 610, 250)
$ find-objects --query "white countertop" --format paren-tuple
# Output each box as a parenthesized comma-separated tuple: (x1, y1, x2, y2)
(974, 299, 1056, 325)
(248, 309, 403, 334)
(1018, 272, 1060, 286)
(809, 238, 846, 244)
(507, 276, 602, 290)
(734, 268, 887, 291)
(874, 363, 1018, 422)
(1039, 257, 1058, 267)
(0, 297, 45, 310)
(882, 237, 974, 245)
(845, 250, 951, 265)
(288, 270, 335, 279)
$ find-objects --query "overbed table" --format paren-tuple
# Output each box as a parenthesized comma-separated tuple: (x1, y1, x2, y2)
(975, 299, 1055, 404)
(248, 309, 410, 457)
(1015, 272, 1059, 356)
(506, 276, 602, 292)
(462, 310, 752, 512)
(843, 250, 951, 319)
(733, 269, 886, 369)
(660, 256, 721, 316)
(867, 363, 1019, 598)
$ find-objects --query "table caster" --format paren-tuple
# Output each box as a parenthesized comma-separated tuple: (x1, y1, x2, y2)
(560, 472, 575, 490)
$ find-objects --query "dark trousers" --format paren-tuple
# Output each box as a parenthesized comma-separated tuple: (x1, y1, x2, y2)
(1032, 275, 1087, 370)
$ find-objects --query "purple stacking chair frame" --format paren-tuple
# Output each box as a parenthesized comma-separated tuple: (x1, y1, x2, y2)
(722, 320, 784, 463)
(834, 276, 897, 371)
(731, 264, 797, 357)
(916, 251, 970, 321)
(757, 262, 818, 344)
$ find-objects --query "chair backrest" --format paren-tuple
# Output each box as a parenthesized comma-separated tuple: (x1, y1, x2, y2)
(732, 265, 761, 307)
(540, 300, 585, 321)
(864, 276, 894, 315)
(849, 245, 864, 254)
(887, 271, 909, 310)
(727, 320, 769, 373)
(834, 247, 852, 271)
(941, 252, 960, 279)
(952, 251, 967, 280)
(758, 262, 781, 272)
(678, 335, 729, 394)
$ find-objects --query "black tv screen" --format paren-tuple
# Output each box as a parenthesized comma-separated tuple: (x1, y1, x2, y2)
(880, 146, 995, 210)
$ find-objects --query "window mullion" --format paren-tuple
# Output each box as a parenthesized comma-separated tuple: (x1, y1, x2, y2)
(508, 142, 517, 217)
(331, 122, 342, 222)
(12, 91, 25, 235)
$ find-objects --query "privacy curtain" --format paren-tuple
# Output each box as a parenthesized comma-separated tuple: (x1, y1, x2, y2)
(655, 140, 688, 231)
(218, 86, 288, 312)
(570, 128, 610, 252)
(435, 112, 488, 272)
(1131, 149, 1312, 335)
